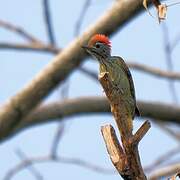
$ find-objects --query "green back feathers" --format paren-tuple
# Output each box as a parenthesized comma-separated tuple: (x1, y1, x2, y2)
(99, 56, 136, 119)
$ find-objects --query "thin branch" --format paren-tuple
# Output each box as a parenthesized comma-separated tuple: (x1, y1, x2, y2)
(74, 0, 92, 36)
(4, 154, 114, 180)
(156, 122, 180, 141)
(161, 23, 178, 103)
(0, 20, 41, 43)
(0, 42, 60, 54)
(144, 146, 180, 173)
(51, 123, 65, 158)
(166, 1, 180, 7)
(132, 120, 151, 145)
(59, 156, 115, 174)
(128, 62, 180, 81)
(42, 0, 56, 45)
(15, 149, 43, 180)
(0, 0, 146, 142)
(170, 31, 180, 51)
(149, 163, 180, 180)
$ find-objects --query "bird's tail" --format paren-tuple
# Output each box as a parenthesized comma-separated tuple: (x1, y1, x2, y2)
(135, 106, 140, 117)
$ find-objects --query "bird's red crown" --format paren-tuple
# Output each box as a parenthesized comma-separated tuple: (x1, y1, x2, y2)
(88, 34, 111, 48)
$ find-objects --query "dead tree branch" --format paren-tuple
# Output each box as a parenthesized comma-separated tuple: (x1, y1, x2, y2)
(99, 72, 150, 179)
(101, 125, 125, 174)
(42, 0, 56, 45)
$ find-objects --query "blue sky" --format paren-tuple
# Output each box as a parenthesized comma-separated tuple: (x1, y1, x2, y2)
(0, 0, 179, 179)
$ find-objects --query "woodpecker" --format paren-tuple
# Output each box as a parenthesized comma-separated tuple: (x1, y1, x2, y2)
(82, 34, 139, 130)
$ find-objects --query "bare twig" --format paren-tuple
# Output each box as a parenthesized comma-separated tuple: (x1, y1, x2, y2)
(161, 23, 178, 103)
(4, 154, 114, 180)
(145, 146, 180, 173)
(0, 20, 41, 43)
(74, 0, 92, 36)
(128, 62, 180, 81)
(149, 163, 180, 180)
(15, 149, 43, 180)
(171, 31, 180, 51)
(166, 1, 180, 7)
(42, 0, 56, 45)
(0, 42, 59, 54)
(59, 156, 115, 174)
(51, 124, 65, 158)
(156, 122, 180, 141)
(133, 120, 151, 145)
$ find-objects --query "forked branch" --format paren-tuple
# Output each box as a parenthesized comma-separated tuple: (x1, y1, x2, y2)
(99, 72, 150, 180)
(101, 125, 126, 174)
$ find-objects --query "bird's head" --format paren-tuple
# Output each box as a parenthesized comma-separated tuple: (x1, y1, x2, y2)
(82, 34, 111, 60)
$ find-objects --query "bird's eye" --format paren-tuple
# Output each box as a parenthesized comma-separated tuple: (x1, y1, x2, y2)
(95, 44, 100, 48)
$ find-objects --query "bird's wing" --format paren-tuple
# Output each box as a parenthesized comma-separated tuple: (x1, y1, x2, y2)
(113, 56, 136, 100)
